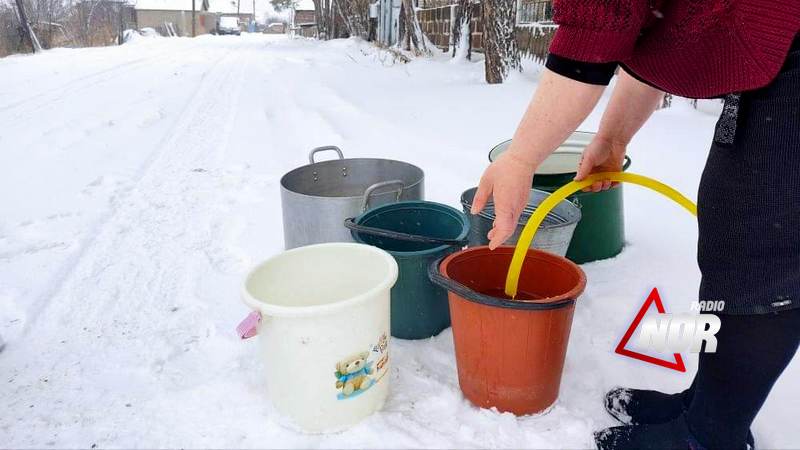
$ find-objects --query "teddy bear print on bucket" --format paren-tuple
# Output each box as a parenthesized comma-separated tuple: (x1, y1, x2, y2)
(335, 351, 375, 399)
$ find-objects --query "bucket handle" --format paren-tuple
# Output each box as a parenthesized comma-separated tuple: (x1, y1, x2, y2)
(308, 146, 344, 164)
(361, 180, 405, 212)
(344, 218, 469, 246)
(236, 311, 262, 339)
(621, 155, 632, 172)
(427, 256, 576, 311)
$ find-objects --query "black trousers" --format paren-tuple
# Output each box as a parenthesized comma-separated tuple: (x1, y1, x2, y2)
(688, 35, 800, 448)
(682, 310, 799, 448)
(697, 38, 800, 315)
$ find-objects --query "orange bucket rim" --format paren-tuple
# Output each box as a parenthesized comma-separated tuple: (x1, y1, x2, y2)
(438, 246, 586, 306)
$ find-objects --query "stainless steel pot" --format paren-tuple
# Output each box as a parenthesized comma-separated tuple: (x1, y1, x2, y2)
(280, 146, 425, 249)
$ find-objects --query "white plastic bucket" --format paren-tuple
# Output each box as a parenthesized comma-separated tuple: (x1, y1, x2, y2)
(241, 243, 398, 433)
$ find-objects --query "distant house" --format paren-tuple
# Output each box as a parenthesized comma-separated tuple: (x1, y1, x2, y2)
(291, 0, 316, 37)
(134, 0, 255, 36)
(266, 22, 287, 34)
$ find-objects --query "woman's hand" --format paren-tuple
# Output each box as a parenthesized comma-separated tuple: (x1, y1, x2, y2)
(574, 135, 628, 192)
(470, 151, 535, 250)
(468, 68, 608, 250)
(572, 69, 663, 192)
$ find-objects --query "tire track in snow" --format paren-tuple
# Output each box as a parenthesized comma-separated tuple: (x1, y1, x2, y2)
(1, 43, 253, 446)
(0, 40, 219, 131)
(0, 40, 205, 118)
(8, 45, 241, 337)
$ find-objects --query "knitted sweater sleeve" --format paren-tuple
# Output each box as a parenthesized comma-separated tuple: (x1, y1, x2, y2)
(549, 0, 651, 63)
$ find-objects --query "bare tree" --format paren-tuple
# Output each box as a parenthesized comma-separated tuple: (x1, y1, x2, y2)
(14, 0, 42, 52)
(69, 0, 119, 47)
(483, 0, 519, 83)
(311, 0, 335, 39)
(336, 0, 368, 38)
(398, 0, 428, 55)
(451, 0, 474, 59)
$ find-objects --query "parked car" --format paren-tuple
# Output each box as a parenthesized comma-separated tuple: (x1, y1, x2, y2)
(217, 16, 241, 35)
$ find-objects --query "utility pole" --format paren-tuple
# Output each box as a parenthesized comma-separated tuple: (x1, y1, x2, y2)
(14, 0, 42, 52)
(192, 0, 196, 36)
(118, 2, 123, 44)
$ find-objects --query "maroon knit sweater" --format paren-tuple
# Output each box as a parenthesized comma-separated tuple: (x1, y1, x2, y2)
(549, 0, 800, 98)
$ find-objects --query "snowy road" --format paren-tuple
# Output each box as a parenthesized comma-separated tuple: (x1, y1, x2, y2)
(1, 34, 797, 448)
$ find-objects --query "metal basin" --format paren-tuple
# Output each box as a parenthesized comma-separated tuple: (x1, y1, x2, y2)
(461, 187, 581, 257)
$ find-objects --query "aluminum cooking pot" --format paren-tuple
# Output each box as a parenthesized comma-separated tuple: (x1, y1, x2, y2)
(280, 146, 425, 249)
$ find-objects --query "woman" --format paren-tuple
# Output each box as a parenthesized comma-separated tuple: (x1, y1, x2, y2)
(471, 1, 800, 448)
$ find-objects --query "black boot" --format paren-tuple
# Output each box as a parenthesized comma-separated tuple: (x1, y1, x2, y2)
(605, 386, 688, 425)
(595, 414, 693, 450)
(604, 387, 755, 448)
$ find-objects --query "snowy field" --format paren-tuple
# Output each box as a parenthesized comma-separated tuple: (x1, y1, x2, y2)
(1, 33, 797, 448)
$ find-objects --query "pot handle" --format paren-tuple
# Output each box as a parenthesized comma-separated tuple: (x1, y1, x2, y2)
(236, 311, 262, 339)
(344, 218, 469, 246)
(308, 146, 344, 164)
(622, 155, 632, 171)
(361, 180, 405, 212)
(427, 256, 576, 311)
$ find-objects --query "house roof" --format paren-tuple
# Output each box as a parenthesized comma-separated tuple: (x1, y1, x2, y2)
(134, 0, 254, 13)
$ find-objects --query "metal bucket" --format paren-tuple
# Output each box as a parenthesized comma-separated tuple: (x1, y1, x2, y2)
(489, 132, 631, 263)
(280, 146, 425, 249)
(460, 187, 581, 256)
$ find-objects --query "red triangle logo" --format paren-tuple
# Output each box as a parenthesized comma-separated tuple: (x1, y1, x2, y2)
(614, 287, 686, 372)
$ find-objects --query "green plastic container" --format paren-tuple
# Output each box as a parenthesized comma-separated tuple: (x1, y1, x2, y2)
(489, 132, 631, 264)
(348, 201, 470, 339)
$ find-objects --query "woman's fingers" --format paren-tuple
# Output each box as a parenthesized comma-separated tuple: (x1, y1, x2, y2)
(574, 152, 595, 181)
(471, 175, 493, 215)
(488, 196, 521, 249)
(575, 137, 627, 192)
(489, 210, 518, 250)
(576, 152, 599, 192)
(473, 152, 535, 250)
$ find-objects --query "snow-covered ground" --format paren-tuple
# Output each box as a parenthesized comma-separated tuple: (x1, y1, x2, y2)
(1, 33, 797, 448)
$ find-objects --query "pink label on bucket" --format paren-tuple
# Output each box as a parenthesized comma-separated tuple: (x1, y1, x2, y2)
(237, 311, 261, 339)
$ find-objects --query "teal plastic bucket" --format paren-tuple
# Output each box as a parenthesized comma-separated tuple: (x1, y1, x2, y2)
(348, 201, 470, 339)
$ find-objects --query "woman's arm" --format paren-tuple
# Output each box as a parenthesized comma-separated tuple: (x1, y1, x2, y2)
(471, 0, 656, 249)
(471, 68, 606, 249)
(472, 69, 664, 249)
(574, 68, 665, 191)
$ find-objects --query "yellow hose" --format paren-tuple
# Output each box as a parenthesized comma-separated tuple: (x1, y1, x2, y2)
(504, 172, 698, 298)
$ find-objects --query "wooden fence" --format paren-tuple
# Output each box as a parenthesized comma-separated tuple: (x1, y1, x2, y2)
(415, 1, 555, 62)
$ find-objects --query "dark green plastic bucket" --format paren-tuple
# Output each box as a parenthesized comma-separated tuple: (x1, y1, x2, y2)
(348, 201, 470, 339)
(489, 132, 631, 264)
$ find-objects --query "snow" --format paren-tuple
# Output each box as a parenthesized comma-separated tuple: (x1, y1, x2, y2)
(294, 0, 315, 11)
(123, 28, 162, 43)
(0, 34, 797, 448)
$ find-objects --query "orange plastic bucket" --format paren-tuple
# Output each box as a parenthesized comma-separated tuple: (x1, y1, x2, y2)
(429, 246, 586, 415)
